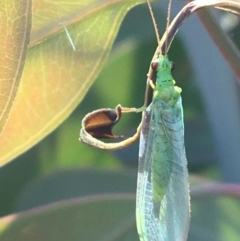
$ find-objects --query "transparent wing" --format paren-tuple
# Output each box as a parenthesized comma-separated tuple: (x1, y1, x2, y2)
(136, 96, 190, 241)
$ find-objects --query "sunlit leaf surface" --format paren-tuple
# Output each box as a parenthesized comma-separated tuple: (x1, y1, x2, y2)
(0, 0, 31, 133)
(0, 0, 145, 166)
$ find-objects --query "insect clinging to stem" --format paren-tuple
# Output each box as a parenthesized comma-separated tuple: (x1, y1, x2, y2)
(79, 0, 191, 240)
(135, 0, 190, 240)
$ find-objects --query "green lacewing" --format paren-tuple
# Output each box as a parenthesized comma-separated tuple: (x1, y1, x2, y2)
(135, 1, 190, 240)
(79, 1, 190, 240)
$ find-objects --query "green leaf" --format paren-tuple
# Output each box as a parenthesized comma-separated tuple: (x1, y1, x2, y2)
(0, 194, 137, 241)
(0, 0, 145, 166)
(189, 197, 240, 241)
(14, 169, 137, 211)
(0, 0, 31, 133)
(1, 168, 240, 241)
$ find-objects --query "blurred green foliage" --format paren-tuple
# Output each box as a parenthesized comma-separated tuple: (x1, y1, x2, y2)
(0, 0, 216, 222)
(1, 1, 240, 241)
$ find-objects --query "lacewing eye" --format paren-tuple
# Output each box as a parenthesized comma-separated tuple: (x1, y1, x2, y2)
(171, 62, 175, 71)
(151, 61, 159, 70)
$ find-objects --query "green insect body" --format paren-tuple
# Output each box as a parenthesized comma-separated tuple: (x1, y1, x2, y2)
(136, 53, 189, 241)
(151, 54, 182, 203)
(151, 54, 182, 107)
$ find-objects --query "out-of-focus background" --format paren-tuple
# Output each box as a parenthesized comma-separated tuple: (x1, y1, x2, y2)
(1, 1, 240, 241)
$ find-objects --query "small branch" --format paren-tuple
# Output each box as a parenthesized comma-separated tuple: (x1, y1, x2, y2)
(196, 7, 240, 82)
(191, 183, 240, 199)
(143, 0, 240, 106)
